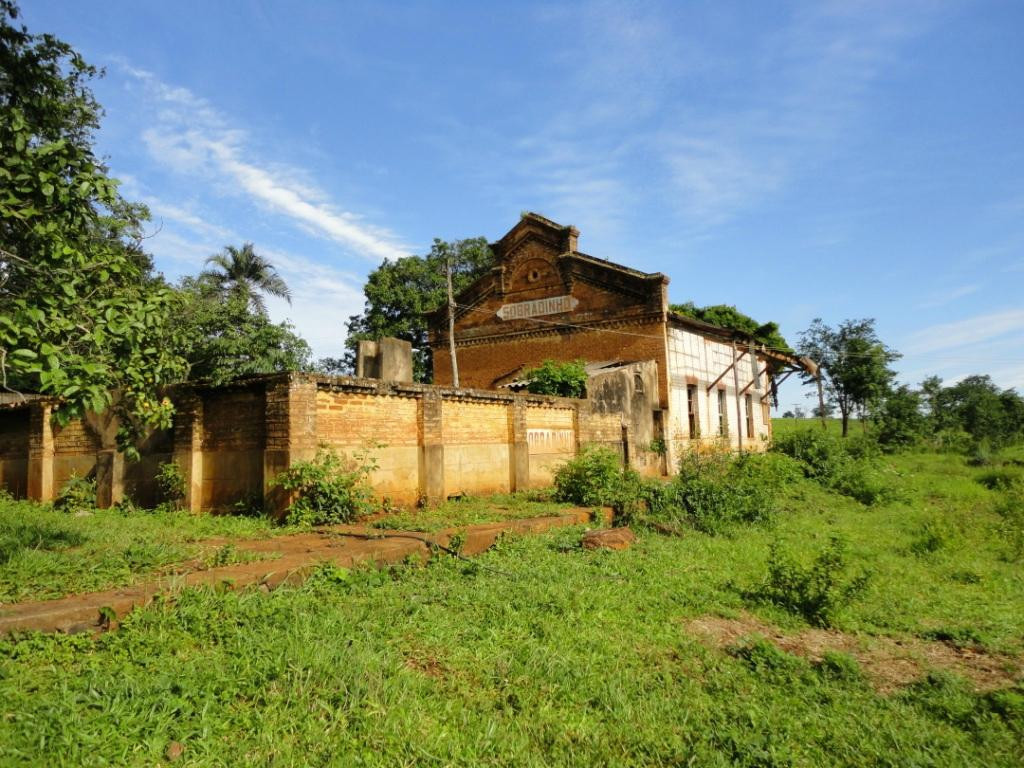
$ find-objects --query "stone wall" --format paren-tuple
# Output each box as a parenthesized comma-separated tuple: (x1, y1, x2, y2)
(0, 372, 632, 513)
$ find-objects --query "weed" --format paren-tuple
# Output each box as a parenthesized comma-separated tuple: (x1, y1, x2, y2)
(909, 518, 954, 556)
(749, 536, 871, 627)
(993, 481, 1024, 561)
(553, 445, 626, 507)
(276, 445, 377, 526)
(52, 474, 96, 513)
(641, 452, 783, 535)
(155, 461, 186, 508)
(772, 428, 893, 505)
(816, 651, 864, 684)
(977, 467, 1024, 491)
(921, 626, 985, 649)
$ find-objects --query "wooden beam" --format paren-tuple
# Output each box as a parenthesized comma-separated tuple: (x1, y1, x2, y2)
(760, 369, 795, 402)
(731, 342, 743, 453)
(706, 348, 748, 393)
(739, 363, 770, 397)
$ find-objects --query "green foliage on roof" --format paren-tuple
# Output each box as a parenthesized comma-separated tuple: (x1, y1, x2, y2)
(670, 302, 792, 353)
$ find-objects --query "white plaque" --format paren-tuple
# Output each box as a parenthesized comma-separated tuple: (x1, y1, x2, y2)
(497, 295, 579, 321)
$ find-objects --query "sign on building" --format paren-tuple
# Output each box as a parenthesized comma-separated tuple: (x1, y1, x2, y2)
(496, 295, 579, 321)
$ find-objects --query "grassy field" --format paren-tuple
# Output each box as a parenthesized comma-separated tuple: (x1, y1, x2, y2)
(0, 494, 573, 604)
(0, 429, 1021, 765)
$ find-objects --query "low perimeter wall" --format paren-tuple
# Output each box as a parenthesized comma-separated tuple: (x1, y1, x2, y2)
(0, 373, 627, 513)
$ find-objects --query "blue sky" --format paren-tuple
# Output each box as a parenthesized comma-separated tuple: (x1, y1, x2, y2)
(23, 0, 1024, 411)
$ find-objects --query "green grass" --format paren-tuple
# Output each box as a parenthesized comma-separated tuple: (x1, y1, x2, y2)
(0, 502, 282, 603)
(370, 492, 573, 532)
(0, 441, 1022, 765)
(0, 493, 576, 604)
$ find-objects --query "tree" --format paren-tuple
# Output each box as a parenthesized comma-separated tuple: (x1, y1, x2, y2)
(200, 242, 291, 315)
(871, 384, 926, 451)
(670, 302, 792, 352)
(344, 237, 492, 382)
(797, 318, 899, 437)
(0, 1, 187, 447)
(932, 375, 1023, 449)
(174, 278, 310, 385)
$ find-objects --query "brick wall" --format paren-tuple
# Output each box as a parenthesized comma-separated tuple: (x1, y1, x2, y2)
(0, 372, 637, 512)
(434, 320, 670, 407)
(199, 387, 266, 510)
(0, 409, 29, 497)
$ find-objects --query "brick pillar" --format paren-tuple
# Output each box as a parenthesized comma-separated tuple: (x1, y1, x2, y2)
(419, 390, 445, 505)
(27, 402, 54, 502)
(263, 375, 318, 519)
(509, 398, 530, 491)
(573, 400, 591, 456)
(172, 392, 204, 513)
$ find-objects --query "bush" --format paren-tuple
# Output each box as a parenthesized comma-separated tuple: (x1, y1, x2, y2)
(52, 474, 96, 514)
(155, 461, 186, 509)
(640, 451, 787, 535)
(772, 428, 892, 505)
(275, 446, 377, 526)
(750, 536, 871, 627)
(553, 445, 626, 507)
(524, 359, 587, 398)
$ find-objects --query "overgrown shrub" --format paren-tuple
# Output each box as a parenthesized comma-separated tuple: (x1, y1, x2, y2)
(640, 451, 790, 535)
(155, 461, 186, 509)
(553, 445, 626, 507)
(524, 359, 587, 398)
(52, 474, 96, 513)
(275, 446, 377, 526)
(772, 428, 892, 505)
(749, 536, 871, 627)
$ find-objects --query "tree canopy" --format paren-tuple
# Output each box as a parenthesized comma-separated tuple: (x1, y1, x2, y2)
(173, 276, 310, 386)
(669, 302, 792, 352)
(200, 242, 291, 315)
(344, 237, 493, 382)
(798, 318, 899, 437)
(0, 1, 187, 446)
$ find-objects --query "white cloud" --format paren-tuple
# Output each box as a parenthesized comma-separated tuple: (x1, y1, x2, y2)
(903, 309, 1024, 355)
(916, 283, 981, 309)
(124, 65, 409, 264)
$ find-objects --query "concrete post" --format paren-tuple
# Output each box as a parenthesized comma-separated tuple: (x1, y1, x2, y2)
(94, 450, 125, 508)
(172, 393, 204, 513)
(27, 402, 54, 502)
(419, 390, 445, 505)
(509, 398, 530, 491)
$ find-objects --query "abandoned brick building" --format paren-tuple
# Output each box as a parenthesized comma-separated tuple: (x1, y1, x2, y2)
(428, 213, 813, 471)
(0, 213, 814, 513)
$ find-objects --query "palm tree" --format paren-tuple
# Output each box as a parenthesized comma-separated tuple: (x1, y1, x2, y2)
(201, 243, 291, 315)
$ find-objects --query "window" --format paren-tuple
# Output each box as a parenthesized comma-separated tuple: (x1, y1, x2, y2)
(745, 393, 755, 438)
(686, 384, 699, 438)
(717, 389, 728, 436)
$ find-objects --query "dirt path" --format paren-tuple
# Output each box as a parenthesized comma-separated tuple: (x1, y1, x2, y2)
(0, 508, 608, 636)
(685, 613, 1024, 693)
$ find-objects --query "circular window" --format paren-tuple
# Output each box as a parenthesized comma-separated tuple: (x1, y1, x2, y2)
(527, 268, 541, 283)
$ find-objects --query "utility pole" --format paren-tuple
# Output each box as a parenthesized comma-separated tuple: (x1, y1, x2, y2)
(446, 254, 459, 388)
(817, 374, 827, 431)
(731, 341, 743, 453)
